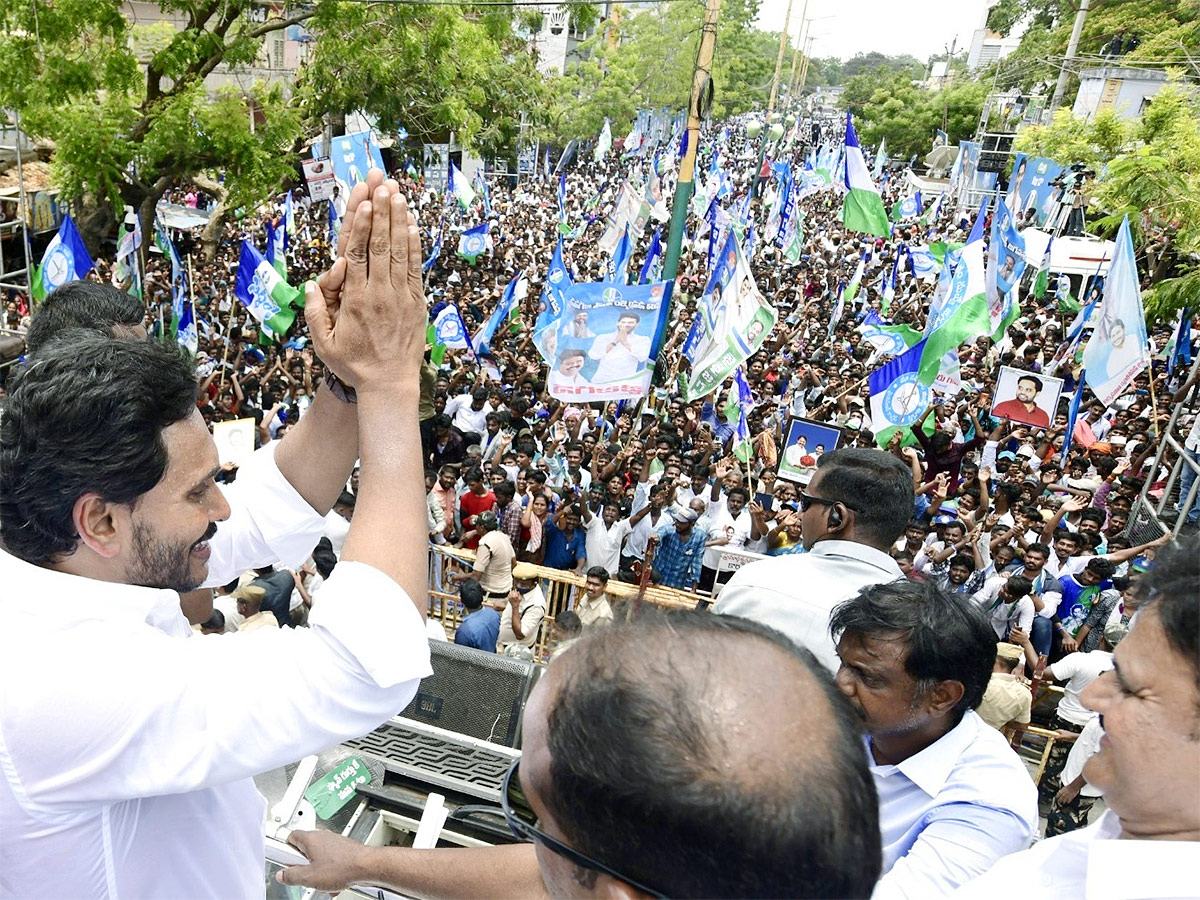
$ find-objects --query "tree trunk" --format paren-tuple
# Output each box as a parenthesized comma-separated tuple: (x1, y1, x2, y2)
(76, 198, 117, 261)
(193, 173, 231, 263)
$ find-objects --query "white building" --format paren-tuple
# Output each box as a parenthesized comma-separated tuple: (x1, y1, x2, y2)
(1072, 67, 1169, 122)
(966, 1, 1023, 71)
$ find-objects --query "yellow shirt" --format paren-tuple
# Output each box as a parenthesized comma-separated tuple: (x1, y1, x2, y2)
(977, 672, 1032, 731)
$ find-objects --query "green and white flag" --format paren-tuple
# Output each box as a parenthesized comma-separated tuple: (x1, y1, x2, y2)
(234, 239, 302, 339)
(841, 113, 890, 238)
(1032, 236, 1054, 299)
(594, 118, 612, 163)
(844, 251, 868, 303)
(685, 233, 777, 400)
(427, 304, 473, 365)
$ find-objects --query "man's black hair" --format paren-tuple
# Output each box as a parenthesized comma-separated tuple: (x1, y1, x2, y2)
(585, 565, 610, 583)
(1079, 507, 1106, 526)
(335, 490, 356, 510)
(1017, 374, 1043, 392)
(458, 578, 484, 611)
(312, 537, 338, 580)
(1, 331, 197, 565)
(1025, 542, 1051, 559)
(544, 610, 880, 899)
(24, 282, 143, 353)
(949, 553, 976, 572)
(1139, 536, 1199, 690)
(1005, 574, 1033, 600)
(726, 486, 750, 503)
(815, 448, 914, 547)
(1085, 557, 1117, 580)
(830, 578, 996, 723)
(555, 609, 583, 637)
(200, 609, 226, 632)
(494, 480, 515, 502)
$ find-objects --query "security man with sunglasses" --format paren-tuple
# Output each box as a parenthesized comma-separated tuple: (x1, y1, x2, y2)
(277, 612, 883, 899)
(715, 448, 914, 674)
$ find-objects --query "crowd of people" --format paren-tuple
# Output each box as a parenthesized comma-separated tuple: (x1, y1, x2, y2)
(0, 105, 1198, 898)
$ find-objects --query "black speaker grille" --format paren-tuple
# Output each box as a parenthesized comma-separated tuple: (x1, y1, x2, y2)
(400, 642, 538, 747)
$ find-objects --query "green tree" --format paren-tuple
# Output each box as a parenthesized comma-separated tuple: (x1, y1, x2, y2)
(0, 0, 305, 249)
(843, 72, 985, 160)
(297, 2, 549, 160)
(545, 0, 782, 144)
(996, 0, 1198, 98)
(0, 0, 547, 254)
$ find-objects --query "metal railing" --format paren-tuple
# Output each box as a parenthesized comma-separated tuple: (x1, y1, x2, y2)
(426, 544, 705, 660)
(1131, 354, 1200, 541)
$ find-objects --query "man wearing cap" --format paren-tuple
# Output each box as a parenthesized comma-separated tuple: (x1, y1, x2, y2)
(495, 563, 547, 652)
(648, 506, 708, 591)
(976, 641, 1032, 732)
(233, 585, 279, 633)
(451, 510, 513, 606)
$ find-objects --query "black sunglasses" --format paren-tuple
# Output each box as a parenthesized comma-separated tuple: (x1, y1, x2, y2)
(501, 759, 668, 899)
(797, 490, 850, 513)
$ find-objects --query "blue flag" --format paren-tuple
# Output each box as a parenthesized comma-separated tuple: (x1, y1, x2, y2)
(966, 196, 989, 244)
(1060, 375, 1088, 466)
(423, 223, 444, 274)
(33, 214, 96, 302)
(557, 173, 567, 223)
(457, 222, 491, 263)
(868, 338, 932, 447)
(1168, 308, 1193, 375)
(607, 227, 633, 285)
(639, 227, 663, 285)
(681, 313, 704, 363)
(327, 200, 338, 249)
(475, 272, 525, 356)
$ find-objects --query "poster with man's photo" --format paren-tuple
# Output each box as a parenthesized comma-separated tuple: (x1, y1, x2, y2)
(776, 418, 842, 485)
(546, 281, 670, 401)
(989, 366, 1064, 430)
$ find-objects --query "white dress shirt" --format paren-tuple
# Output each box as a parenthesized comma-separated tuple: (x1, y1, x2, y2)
(951, 810, 1200, 899)
(1048, 650, 1113, 726)
(202, 441, 329, 587)
(971, 576, 1036, 638)
(715, 540, 903, 673)
(584, 516, 631, 576)
(872, 710, 1039, 900)
(0, 522, 431, 895)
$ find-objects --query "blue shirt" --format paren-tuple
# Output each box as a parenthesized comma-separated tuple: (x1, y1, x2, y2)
(542, 520, 586, 571)
(454, 607, 500, 652)
(1056, 574, 1113, 636)
(700, 401, 735, 445)
(651, 523, 707, 589)
(871, 710, 1038, 899)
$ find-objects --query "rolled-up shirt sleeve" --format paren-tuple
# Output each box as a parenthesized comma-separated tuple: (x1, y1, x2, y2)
(203, 442, 328, 587)
(5, 561, 431, 820)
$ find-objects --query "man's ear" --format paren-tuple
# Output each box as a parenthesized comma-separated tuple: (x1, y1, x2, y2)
(72, 492, 125, 559)
(926, 679, 966, 720)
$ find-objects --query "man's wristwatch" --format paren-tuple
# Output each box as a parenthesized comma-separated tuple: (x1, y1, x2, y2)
(323, 369, 357, 404)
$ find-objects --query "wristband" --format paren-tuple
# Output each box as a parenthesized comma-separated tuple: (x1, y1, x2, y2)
(323, 369, 358, 404)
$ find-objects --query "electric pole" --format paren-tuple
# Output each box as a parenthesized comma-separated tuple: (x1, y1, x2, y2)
(1050, 0, 1089, 114)
(661, 0, 722, 282)
(768, 0, 796, 113)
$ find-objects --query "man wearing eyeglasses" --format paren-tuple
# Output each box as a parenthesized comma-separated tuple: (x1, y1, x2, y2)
(715, 448, 913, 674)
(277, 612, 883, 899)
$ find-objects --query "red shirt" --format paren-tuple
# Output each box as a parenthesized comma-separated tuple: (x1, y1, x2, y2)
(459, 490, 497, 549)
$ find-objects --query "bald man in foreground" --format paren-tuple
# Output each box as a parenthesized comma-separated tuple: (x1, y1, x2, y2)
(280, 611, 883, 898)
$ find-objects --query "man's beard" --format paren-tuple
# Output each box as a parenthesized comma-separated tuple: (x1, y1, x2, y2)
(126, 520, 216, 592)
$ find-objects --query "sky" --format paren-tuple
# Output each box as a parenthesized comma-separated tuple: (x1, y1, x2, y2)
(754, 0, 987, 64)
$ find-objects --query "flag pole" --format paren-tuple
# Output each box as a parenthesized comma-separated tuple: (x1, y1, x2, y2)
(1146, 352, 1161, 437)
(661, 0, 722, 284)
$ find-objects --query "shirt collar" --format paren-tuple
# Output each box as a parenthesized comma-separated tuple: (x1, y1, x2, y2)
(0, 546, 185, 633)
(874, 710, 982, 797)
(809, 539, 903, 575)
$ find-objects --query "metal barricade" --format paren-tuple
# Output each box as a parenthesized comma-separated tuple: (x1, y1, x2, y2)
(1133, 355, 1200, 539)
(426, 544, 705, 660)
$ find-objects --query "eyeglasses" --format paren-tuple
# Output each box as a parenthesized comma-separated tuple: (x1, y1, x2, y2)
(797, 490, 859, 514)
(501, 758, 668, 899)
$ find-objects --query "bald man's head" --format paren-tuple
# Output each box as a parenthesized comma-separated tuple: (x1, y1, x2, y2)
(535, 611, 880, 898)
